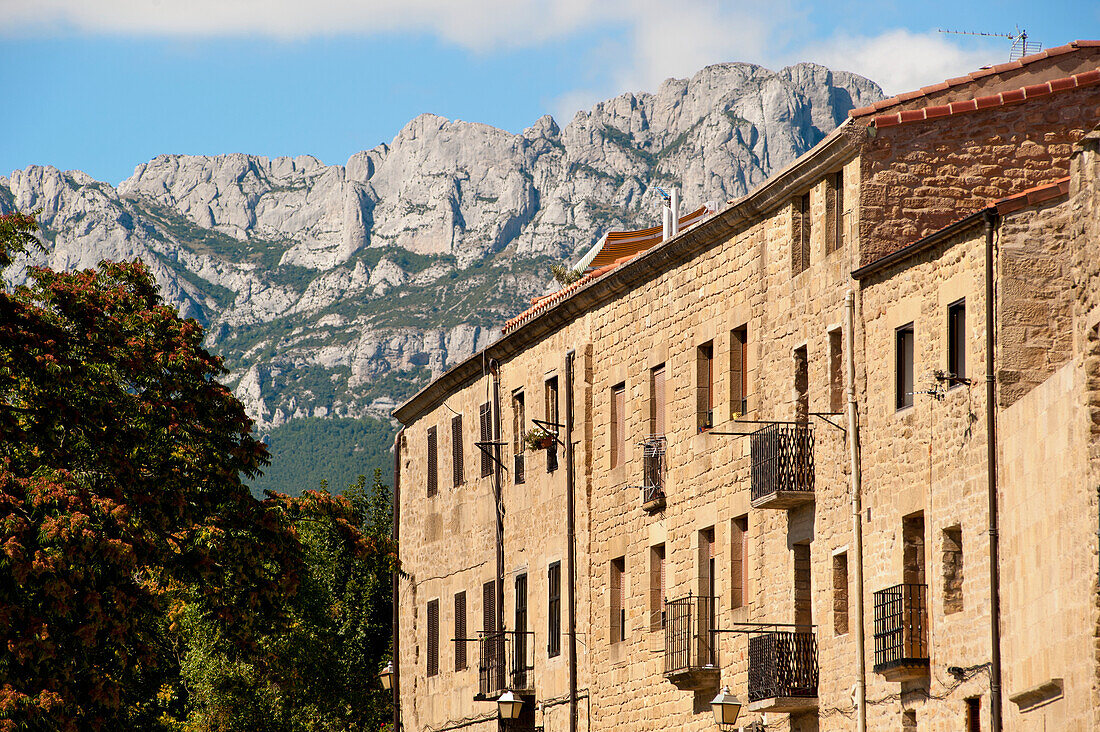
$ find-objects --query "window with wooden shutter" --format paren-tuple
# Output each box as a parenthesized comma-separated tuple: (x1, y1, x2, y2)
(451, 415, 464, 487)
(610, 384, 625, 468)
(650, 544, 665, 631)
(426, 427, 438, 497)
(479, 402, 492, 477)
(697, 342, 714, 431)
(731, 515, 748, 609)
(512, 391, 525, 484)
(730, 327, 748, 417)
(545, 377, 559, 473)
(514, 573, 528, 685)
(792, 193, 810, 274)
(483, 580, 496, 633)
(650, 365, 665, 437)
(896, 323, 915, 410)
(829, 328, 843, 414)
(547, 562, 561, 657)
(427, 599, 439, 677)
(454, 591, 467, 670)
(825, 171, 843, 254)
(610, 556, 626, 643)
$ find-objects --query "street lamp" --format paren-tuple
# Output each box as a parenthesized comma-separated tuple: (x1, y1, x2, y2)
(379, 661, 394, 691)
(710, 686, 742, 730)
(497, 690, 523, 720)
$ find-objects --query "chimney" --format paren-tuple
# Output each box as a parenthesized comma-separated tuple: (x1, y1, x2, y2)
(670, 189, 680, 238)
(662, 205, 672, 242)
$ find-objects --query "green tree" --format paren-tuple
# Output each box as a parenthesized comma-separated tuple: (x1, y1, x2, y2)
(0, 214, 387, 731)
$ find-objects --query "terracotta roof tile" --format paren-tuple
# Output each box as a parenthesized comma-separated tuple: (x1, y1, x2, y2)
(991, 176, 1070, 214)
(850, 40, 1100, 118)
(870, 67, 1100, 129)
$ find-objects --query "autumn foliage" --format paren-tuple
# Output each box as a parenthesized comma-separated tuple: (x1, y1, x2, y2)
(0, 214, 392, 730)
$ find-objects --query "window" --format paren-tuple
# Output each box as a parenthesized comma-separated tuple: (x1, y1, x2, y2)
(699, 528, 716, 599)
(943, 526, 963, 614)
(610, 383, 626, 468)
(829, 329, 844, 414)
(512, 391, 525, 484)
(483, 580, 497, 634)
(794, 544, 812, 628)
(825, 171, 844, 254)
(731, 326, 748, 417)
(515, 573, 528, 680)
(833, 552, 849, 635)
(896, 323, 915, 410)
(427, 599, 439, 677)
(699, 528, 718, 667)
(479, 402, 492, 477)
(792, 192, 810, 274)
(610, 556, 626, 643)
(650, 544, 666, 630)
(650, 365, 666, 436)
(966, 697, 981, 732)
(903, 513, 926, 586)
(454, 591, 467, 670)
(545, 377, 559, 473)
(794, 345, 808, 422)
(427, 426, 438, 497)
(731, 515, 748, 609)
(948, 299, 966, 384)
(547, 562, 561, 657)
(697, 341, 714, 431)
(451, 415, 464, 487)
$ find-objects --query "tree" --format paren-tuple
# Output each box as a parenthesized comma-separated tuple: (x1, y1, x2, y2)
(0, 214, 389, 731)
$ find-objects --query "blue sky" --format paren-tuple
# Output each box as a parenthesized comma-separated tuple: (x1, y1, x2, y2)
(2, 0, 1096, 184)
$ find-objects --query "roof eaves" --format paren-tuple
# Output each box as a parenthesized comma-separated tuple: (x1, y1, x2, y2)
(850, 39, 1100, 118)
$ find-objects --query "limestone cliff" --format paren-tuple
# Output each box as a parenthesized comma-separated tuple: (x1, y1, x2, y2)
(1, 62, 881, 427)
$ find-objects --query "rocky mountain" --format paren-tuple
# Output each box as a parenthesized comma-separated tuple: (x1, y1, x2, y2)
(1, 62, 881, 430)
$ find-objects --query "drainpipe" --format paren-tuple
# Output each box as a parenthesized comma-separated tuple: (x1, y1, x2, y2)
(564, 349, 578, 732)
(489, 359, 506, 700)
(845, 290, 867, 732)
(392, 428, 404, 731)
(984, 210, 1004, 732)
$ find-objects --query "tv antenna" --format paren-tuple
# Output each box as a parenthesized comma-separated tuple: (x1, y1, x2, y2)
(938, 27, 1042, 61)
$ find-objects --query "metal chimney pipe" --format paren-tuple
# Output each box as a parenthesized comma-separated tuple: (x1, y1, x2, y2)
(662, 205, 671, 242)
(670, 189, 680, 238)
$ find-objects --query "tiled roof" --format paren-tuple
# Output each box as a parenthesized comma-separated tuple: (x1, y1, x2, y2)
(870, 68, 1100, 129)
(991, 176, 1071, 214)
(501, 261, 621, 334)
(850, 40, 1100, 118)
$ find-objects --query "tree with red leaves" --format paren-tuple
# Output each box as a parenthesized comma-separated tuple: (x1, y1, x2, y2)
(0, 213, 390, 731)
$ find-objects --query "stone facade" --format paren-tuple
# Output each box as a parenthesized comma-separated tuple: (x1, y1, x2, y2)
(393, 47, 1100, 732)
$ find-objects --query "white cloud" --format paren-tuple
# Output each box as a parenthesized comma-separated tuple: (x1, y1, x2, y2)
(6, 1, 1003, 117)
(798, 30, 1002, 96)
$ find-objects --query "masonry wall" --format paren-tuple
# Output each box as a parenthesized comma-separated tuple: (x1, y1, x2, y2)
(858, 83, 1100, 266)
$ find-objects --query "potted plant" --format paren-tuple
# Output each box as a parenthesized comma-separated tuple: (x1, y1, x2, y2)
(523, 427, 556, 451)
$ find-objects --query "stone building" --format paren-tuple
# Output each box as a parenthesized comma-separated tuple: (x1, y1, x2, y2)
(391, 41, 1100, 732)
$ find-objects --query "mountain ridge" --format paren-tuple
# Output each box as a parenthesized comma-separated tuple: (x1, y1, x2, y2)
(1, 61, 883, 433)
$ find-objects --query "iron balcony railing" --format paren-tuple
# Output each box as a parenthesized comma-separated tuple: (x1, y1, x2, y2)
(873, 583, 929, 674)
(477, 630, 534, 698)
(664, 594, 719, 676)
(747, 630, 818, 702)
(641, 436, 666, 506)
(750, 423, 814, 503)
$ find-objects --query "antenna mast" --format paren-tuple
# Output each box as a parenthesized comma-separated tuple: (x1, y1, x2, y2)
(937, 27, 1042, 61)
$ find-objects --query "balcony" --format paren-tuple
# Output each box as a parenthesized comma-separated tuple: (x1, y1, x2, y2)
(873, 583, 929, 682)
(476, 630, 534, 700)
(664, 594, 720, 690)
(750, 423, 814, 509)
(747, 630, 818, 713)
(640, 436, 666, 512)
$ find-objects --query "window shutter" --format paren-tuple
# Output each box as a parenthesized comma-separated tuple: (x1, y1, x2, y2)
(452, 415, 464, 487)
(483, 580, 496, 633)
(455, 591, 467, 671)
(479, 403, 492, 477)
(426, 427, 438, 497)
(427, 599, 439, 677)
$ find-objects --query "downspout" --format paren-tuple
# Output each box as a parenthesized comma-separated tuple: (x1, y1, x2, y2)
(984, 210, 1004, 731)
(564, 350, 578, 732)
(489, 359, 506, 699)
(845, 290, 867, 732)
(392, 428, 404, 731)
